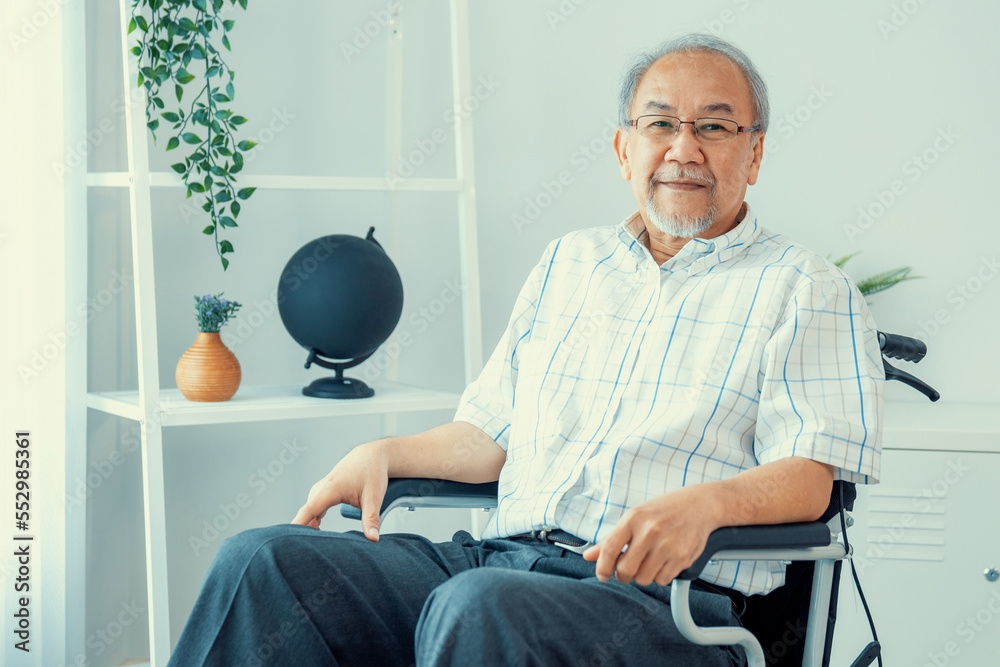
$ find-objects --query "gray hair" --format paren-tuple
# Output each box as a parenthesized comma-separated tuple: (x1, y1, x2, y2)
(617, 33, 769, 136)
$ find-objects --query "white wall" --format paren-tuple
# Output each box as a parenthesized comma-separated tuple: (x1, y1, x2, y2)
(74, 0, 998, 663)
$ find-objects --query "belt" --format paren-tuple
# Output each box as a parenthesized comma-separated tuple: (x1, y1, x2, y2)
(507, 528, 591, 553)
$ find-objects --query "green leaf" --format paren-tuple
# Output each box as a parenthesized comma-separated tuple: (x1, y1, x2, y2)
(236, 140, 256, 151)
(182, 132, 202, 145)
(222, 35, 232, 52)
(212, 93, 231, 103)
(231, 200, 241, 218)
(223, 19, 235, 31)
(166, 136, 180, 151)
(135, 15, 148, 32)
(128, 17, 137, 34)
(216, 146, 233, 156)
(221, 256, 229, 270)
(202, 225, 215, 235)
(136, 72, 144, 87)
(238, 0, 247, 10)
(147, 119, 159, 131)
(220, 216, 237, 227)
(170, 161, 186, 173)
(179, 17, 198, 32)
(189, 182, 206, 193)
(175, 83, 184, 102)
(220, 240, 234, 254)
(161, 111, 180, 122)
(210, 165, 228, 177)
(236, 187, 256, 200)
(230, 115, 247, 125)
(206, 65, 220, 78)
(215, 190, 232, 203)
(215, 109, 233, 120)
(130, 45, 142, 56)
(226, 82, 235, 100)
(193, 0, 207, 10)
(176, 71, 196, 84)
(151, 95, 165, 108)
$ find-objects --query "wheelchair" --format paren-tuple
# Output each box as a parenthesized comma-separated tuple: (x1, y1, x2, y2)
(342, 331, 939, 667)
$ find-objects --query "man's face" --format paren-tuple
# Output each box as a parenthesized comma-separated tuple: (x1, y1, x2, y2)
(614, 50, 764, 238)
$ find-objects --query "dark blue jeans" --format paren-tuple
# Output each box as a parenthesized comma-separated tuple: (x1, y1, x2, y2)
(168, 524, 745, 666)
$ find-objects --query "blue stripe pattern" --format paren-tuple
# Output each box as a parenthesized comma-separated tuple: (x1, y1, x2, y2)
(454, 209, 884, 595)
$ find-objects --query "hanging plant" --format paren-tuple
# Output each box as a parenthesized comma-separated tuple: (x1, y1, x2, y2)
(831, 252, 921, 299)
(129, 0, 257, 271)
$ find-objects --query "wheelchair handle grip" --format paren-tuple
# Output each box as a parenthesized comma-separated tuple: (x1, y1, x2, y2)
(878, 332, 926, 363)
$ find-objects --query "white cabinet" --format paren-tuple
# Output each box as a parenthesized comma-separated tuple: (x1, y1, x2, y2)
(832, 405, 1000, 666)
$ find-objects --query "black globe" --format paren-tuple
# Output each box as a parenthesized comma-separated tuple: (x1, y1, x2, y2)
(277, 227, 403, 398)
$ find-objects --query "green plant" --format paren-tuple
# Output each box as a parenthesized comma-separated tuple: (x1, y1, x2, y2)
(831, 252, 921, 298)
(130, 0, 257, 271)
(194, 293, 241, 332)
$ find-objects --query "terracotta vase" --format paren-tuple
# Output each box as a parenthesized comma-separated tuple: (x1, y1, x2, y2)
(175, 332, 241, 402)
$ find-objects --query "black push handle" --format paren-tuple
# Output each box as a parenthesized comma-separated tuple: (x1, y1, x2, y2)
(878, 332, 926, 363)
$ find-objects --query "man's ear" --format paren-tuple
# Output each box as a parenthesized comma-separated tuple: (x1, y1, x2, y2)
(746, 132, 764, 186)
(613, 127, 632, 181)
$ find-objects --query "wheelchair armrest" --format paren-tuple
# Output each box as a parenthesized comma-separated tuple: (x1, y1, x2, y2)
(676, 522, 834, 580)
(340, 478, 499, 521)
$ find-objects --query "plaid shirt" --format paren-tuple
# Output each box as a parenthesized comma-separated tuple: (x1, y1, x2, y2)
(455, 208, 884, 595)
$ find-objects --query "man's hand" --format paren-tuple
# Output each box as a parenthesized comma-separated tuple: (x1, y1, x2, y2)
(581, 457, 835, 587)
(582, 484, 721, 586)
(291, 440, 389, 541)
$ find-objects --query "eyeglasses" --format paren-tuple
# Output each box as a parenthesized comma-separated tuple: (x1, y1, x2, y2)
(626, 115, 759, 143)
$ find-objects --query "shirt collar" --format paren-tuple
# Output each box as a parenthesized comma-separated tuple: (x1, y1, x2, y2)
(618, 204, 761, 265)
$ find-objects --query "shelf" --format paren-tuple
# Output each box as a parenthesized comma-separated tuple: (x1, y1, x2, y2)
(87, 381, 461, 426)
(86, 171, 464, 192)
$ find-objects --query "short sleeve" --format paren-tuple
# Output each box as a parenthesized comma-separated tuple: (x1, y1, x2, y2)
(454, 240, 559, 451)
(754, 277, 884, 484)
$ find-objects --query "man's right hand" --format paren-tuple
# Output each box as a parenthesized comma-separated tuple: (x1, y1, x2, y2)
(291, 440, 389, 541)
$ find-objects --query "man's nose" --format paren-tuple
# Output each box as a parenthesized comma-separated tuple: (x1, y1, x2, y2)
(663, 124, 705, 164)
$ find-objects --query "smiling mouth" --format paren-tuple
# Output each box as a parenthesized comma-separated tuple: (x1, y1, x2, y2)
(657, 180, 708, 191)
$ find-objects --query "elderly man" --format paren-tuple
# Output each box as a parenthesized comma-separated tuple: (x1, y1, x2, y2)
(169, 33, 882, 666)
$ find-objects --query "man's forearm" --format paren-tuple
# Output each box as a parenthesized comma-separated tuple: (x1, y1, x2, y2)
(705, 456, 836, 529)
(382, 420, 506, 484)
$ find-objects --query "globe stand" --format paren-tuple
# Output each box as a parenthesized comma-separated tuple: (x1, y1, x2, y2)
(302, 349, 375, 399)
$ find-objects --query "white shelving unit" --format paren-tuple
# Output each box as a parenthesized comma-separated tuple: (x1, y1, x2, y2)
(86, 2, 484, 665)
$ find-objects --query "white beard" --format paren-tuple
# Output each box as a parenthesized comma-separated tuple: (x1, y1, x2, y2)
(645, 196, 718, 238)
(644, 167, 719, 238)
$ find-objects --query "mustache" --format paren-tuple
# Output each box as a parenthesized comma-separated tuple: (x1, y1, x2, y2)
(650, 167, 716, 187)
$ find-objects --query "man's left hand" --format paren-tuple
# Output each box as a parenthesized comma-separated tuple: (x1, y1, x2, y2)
(582, 484, 722, 587)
